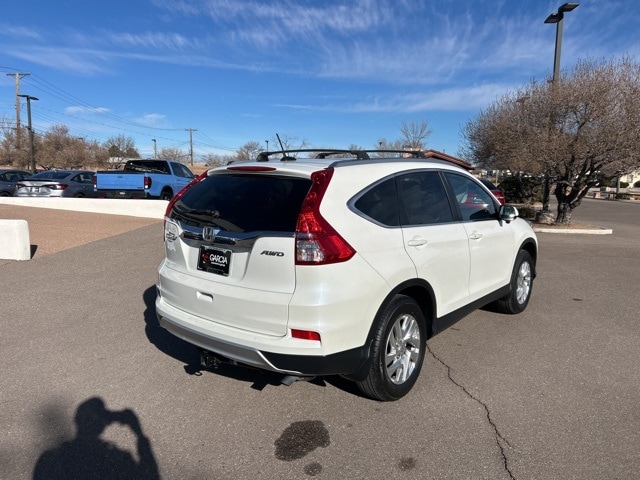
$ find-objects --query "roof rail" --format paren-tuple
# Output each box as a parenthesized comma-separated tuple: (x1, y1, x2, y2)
(255, 149, 426, 162)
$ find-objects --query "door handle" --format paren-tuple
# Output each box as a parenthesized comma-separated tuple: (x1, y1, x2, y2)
(407, 236, 428, 247)
(469, 231, 483, 240)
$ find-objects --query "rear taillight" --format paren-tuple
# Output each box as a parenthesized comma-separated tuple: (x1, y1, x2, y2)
(164, 171, 209, 217)
(295, 169, 355, 265)
(144, 176, 152, 189)
(48, 183, 67, 190)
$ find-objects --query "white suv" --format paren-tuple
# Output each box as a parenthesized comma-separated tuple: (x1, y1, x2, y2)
(156, 150, 537, 401)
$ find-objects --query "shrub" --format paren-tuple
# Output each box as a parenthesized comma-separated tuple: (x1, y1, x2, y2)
(498, 176, 542, 204)
(616, 193, 631, 200)
(517, 206, 537, 219)
(620, 182, 629, 189)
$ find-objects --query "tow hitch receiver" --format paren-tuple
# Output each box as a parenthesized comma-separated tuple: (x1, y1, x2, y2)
(199, 349, 231, 370)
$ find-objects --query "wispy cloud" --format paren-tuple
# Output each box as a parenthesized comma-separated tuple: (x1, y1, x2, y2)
(7, 47, 113, 76)
(133, 113, 168, 127)
(4, 0, 639, 85)
(0, 23, 42, 40)
(275, 83, 513, 114)
(65, 106, 110, 115)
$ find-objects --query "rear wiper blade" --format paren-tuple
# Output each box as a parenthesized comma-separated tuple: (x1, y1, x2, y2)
(188, 209, 221, 218)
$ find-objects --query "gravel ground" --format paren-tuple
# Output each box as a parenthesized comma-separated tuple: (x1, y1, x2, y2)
(0, 204, 162, 259)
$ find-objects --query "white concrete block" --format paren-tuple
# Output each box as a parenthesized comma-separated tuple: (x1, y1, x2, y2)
(0, 219, 31, 260)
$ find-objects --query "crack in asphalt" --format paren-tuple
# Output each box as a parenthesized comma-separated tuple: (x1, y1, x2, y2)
(428, 345, 516, 480)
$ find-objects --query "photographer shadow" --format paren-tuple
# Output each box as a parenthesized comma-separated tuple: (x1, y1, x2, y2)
(33, 397, 159, 480)
(143, 286, 201, 370)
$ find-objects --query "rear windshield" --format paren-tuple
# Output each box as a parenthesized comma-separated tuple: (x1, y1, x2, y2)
(124, 161, 169, 174)
(169, 173, 312, 233)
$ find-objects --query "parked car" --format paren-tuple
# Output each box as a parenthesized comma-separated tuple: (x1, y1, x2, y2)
(479, 178, 505, 204)
(93, 159, 195, 200)
(0, 169, 32, 196)
(155, 150, 538, 401)
(15, 170, 96, 198)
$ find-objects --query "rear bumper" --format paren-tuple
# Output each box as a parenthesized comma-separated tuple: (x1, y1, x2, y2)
(156, 297, 371, 377)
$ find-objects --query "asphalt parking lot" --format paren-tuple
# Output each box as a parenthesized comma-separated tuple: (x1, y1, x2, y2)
(1, 199, 639, 479)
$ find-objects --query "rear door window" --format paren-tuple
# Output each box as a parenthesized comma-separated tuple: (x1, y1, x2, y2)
(171, 173, 312, 233)
(397, 171, 453, 226)
(172, 163, 195, 178)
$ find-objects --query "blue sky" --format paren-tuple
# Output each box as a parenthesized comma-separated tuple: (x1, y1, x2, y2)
(1, 0, 639, 161)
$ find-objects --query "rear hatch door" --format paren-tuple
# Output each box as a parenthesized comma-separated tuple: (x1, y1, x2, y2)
(163, 169, 312, 336)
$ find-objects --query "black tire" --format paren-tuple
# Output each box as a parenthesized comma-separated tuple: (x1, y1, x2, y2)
(160, 189, 173, 201)
(357, 295, 427, 401)
(74, 193, 85, 198)
(495, 250, 534, 314)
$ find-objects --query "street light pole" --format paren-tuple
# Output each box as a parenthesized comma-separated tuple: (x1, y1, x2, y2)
(545, 3, 579, 84)
(18, 94, 39, 173)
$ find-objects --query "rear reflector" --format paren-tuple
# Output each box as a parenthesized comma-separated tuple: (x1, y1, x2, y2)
(291, 329, 321, 341)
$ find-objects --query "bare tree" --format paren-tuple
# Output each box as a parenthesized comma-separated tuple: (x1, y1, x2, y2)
(0, 116, 29, 168)
(202, 153, 232, 167)
(374, 139, 405, 157)
(158, 147, 187, 162)
(104, 135, 140, 162)
(236, 141, 262, 160)
(270, 134, 309, 154)
(36, 125, 108, 169)
(462, 57, 640, 224)
(400, 120, 432, 150)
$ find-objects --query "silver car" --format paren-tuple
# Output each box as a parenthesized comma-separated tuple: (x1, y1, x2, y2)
(15, 170, 96, 198)
(0, 169, 32, 196)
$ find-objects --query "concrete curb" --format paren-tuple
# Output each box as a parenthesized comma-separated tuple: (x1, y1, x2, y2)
(532, 226, 613, 235)
(0, 197, 166, 219)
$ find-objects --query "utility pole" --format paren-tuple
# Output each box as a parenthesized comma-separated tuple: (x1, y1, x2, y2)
(6, 72, 30, 149)
(185, 128, 197, 165)
(152, 139, 157, 159)
(18, 94, 38, 173)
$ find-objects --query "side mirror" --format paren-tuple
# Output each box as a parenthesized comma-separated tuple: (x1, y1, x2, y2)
(499, 205, 519, 223)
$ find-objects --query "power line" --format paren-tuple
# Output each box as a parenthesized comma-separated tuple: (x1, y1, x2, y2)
(2, 68, 242, 158)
